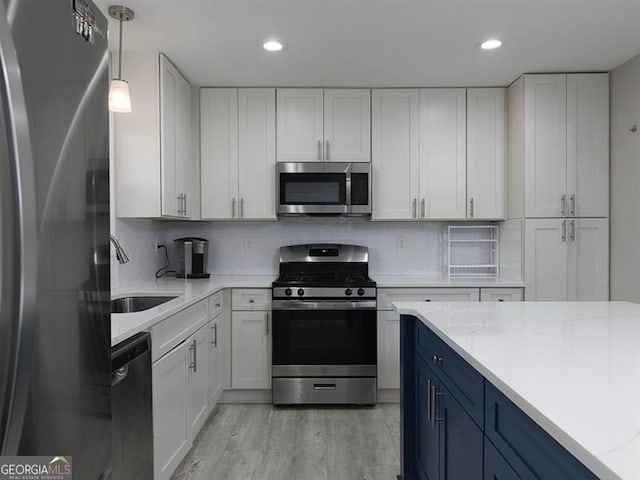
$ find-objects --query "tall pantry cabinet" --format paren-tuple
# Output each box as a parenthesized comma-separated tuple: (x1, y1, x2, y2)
(508, 74, 609, 300)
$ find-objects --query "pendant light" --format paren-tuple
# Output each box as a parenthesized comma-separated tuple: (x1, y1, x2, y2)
(108, 5, 134, 113)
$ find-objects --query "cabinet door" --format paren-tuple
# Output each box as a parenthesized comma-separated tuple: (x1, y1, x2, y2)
(566, 74, 609, 218)
(208, 318, 223, 405)
(174, 72, 193, 217)
(371, 89, 420, 220)
(419, 89, 466, 219)
(524, 75, 567, 218)
(568, 218, 609, 301)
(467, 88, 505, 220)
(231, 311, 271, 389)
(525, 219, 568, 300)
(238, 88, 276, 219)
(188, 325, 210, 439)
(159, 55, 181, 217)
(324, 89, 371, 162)
(484, 438, 522, 480)
(377, 311, 400, 389)
(152, 342, 191, 480)
(276, 88, 323, 162)
(415, 355, 439, 480)
(200, 88, 238, 219)
(439, 383, 483, 480)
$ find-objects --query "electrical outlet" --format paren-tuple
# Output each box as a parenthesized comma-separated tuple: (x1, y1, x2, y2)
(397, 236, 408, 252)
(244, 238, 255, 253)
(154, 236, 159, 252)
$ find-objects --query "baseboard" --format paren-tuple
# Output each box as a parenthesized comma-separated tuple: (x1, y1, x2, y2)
(219, 389, 272, 403)
(219, 388, 399, 404)
(377, 389, 400, 403)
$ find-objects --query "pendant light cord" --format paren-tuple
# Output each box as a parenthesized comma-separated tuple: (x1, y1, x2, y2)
(117, 6, 124, 80)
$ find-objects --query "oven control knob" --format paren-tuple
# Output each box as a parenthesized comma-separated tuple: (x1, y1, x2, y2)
(345, 288, 353, 296)
(297, 288, 305, 297)
(285, 288, 292, 296)
(357, 288, 365, 296)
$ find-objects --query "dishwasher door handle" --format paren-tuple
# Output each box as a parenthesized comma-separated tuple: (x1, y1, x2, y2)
(111, 365, 129, 387)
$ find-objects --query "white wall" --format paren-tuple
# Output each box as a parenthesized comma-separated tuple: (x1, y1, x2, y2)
(610, 54, 640, 301)
(165, 219, 450, 276)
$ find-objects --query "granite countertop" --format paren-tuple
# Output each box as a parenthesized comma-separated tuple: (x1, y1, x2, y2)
(393, 301, 640, 480)
(373, 274, 524, 288)
(111, 275, 275, 346)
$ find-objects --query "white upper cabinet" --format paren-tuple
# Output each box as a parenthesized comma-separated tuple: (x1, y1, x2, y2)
(324, 89, 371, 162)
(201, 88, 276, 220)
(523, 74, 609, 219)
(419, 89, 467, 219)
(566, 74, 609, 218)
(524, 75, 567, 218)
(276, 88, 324, 161)
(114, 53, 195, 219)
(371, 89, 420, 220)
(276, 88, 371, 162)
(238, 89, 277, 219)
(200, 88, 238, 219)
(467, 88, 505, 220)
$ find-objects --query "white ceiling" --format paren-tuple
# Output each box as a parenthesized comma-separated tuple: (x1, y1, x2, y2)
(93, 0, 640, 87)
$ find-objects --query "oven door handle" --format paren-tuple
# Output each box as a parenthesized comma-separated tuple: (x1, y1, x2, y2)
(272, 300, 377, 310)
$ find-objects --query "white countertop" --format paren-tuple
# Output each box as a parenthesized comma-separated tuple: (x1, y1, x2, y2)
(111, 275, 275, 346)
(394, 301, 640, 480)
(373, 274, 524, 288)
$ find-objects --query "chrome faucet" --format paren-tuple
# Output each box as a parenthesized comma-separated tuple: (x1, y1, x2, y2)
(110, 235, 130, 264)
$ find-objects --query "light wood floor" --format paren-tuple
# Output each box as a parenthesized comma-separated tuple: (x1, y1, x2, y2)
(171, 403, 401, 480)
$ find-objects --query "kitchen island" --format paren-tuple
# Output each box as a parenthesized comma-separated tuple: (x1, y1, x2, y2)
(394, 301, 640, 480)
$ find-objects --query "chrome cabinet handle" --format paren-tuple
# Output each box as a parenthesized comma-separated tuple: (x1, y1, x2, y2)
(570, 194, 576, 217)
(189, 340, 196, 372)
(469, 197, 474, 218)
(177, 194, 182, 216)
(215, 302, 221, 308)
(265, 313, 269, 335)
(421, 198, 425, 218)
(317, 140, 322, 161)
(184, 194, 187, 216)
(432, 354, 442, 366)
(427, 379, 432, 421)
(412, 198, 417, 218)
(326, 140, 330, 161)
(111, 365, 129, 387)
(231, 197, 236, 218)
(569, 219, 575, 242)
(211, 323, 218, 347)
(561, 219, 567, 242)
(240, 197, 244, 218)
(561, 194, 566, 217)
(429, 383, 436, 427)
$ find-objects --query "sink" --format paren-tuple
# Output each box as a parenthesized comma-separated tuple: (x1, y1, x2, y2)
(111, 296, 178, 314)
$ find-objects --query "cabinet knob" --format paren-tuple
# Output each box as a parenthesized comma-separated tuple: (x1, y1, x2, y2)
(215, 302, 221, 308)
(249, 298, 255, 303)
(433, 354, 443, 366)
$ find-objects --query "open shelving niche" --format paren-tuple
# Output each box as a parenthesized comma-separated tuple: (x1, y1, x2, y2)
(447, 224, 500, 279)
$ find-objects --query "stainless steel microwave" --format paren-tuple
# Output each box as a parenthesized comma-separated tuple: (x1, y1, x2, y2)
(276, 162, 372, 216)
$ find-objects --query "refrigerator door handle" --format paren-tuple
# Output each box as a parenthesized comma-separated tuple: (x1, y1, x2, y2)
(0, 3, 39, 456)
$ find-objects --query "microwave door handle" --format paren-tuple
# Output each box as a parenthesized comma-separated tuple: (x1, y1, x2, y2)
(345, 169, 352, 210)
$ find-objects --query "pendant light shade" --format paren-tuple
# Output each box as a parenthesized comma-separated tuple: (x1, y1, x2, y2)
(109, 79, 132, 112)
(108, 5, 134, 113)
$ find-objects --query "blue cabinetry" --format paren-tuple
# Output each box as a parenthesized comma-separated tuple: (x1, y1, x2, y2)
(401, 314, 597, 480)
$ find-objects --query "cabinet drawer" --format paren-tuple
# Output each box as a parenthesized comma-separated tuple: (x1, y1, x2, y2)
(151, 300, 208, 362)
(480, 288, 523, 302)
(484, 437, 521, 480)
(208, 290, 224, 318)
(378, 287, 479, 310)
(485, 383, 597, 480)
(415, 321, 484, 427)
(232, 289, 271, 311)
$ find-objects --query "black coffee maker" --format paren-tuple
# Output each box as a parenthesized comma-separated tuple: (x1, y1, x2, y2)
(174, 237, 210, 278)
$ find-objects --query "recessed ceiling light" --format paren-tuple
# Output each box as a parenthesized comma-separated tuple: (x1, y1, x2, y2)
(263, 40, 284, 52)
(480, 39, 502, 50)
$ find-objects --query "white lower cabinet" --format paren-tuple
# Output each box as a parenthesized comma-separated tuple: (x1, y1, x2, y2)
(152, 340, 191, 480)
(231, 310, 271, 389)
(525, 218, 608, 300)
(377, 311, 401, 389)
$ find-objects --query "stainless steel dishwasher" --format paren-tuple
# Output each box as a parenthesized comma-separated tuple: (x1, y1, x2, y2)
(111, 332, 153, 480)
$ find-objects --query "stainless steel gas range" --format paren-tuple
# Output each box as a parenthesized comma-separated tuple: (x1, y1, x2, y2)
(271, 244, 377, 405)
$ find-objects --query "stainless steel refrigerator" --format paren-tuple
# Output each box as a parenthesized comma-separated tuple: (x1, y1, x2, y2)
(0, 0, 111, 478)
